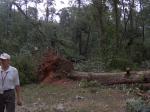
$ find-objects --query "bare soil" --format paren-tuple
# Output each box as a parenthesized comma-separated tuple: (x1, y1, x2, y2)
(16, 81, 132, 112)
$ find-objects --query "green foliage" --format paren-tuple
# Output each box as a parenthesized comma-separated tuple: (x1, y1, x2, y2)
(126, 98, 145, 112)
(114, 84, 141, 94)
(79, 80, 100, 88)
(12, 54, 37, 85)
(125, 90, 150, 112)
(75, 60, 105, 72)
(107, 57, 135, 70)
(0, 0, 150, 82)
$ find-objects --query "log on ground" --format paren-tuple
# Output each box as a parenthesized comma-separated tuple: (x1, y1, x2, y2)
(70, 71, 150, 85)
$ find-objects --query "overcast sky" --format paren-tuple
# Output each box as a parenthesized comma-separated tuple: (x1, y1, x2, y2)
(34, 0, 70, 20)
(55, 0, 70, 10)
(23, 0, 70, 21)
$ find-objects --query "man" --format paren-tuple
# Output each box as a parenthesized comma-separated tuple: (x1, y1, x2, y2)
(0, 53, 22, 112)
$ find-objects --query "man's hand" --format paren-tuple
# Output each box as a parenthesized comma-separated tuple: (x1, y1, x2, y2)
(17, 99, 22, 106)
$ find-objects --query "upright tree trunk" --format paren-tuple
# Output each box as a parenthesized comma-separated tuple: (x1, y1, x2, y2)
(35, 2, 38, 20)
(45, 7, 49, 22)
(139, 0, 145, 43)
(92, 0, 106, 50)
(129, 0, 135, 30)
(79, 32, 82, 55)
(5, 1, 12, 37)
(77, 0, 83, 55)
(122, 0, 126, 33)
(75, 28, 82, 55)
(139, 0, 145, 60)
(84, 27, 91, 57)
(25, 0, 28, 15)
(45, 0, 51, 22)
(112, 0, 120, 51)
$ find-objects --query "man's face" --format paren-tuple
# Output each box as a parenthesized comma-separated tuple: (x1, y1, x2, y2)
(0, 59, 10, 67)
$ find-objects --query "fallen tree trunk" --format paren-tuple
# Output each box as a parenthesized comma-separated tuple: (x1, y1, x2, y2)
(136, 92, 150, 99)
(70, 71, 150, 85)
(140, 83, 150, 90)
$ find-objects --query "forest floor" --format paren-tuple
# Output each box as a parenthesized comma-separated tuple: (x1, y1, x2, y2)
(16, 80, 135, 112)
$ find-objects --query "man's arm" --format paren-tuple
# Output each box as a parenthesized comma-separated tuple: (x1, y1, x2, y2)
(15, 85, 22, 106)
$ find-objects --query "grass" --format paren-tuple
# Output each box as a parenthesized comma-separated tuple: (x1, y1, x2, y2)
(16, 81, 132, 112)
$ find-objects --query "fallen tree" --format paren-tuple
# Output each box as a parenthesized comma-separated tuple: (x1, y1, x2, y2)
(37, 49, 74, 84)
(37, 50, 150, 85)
(136, 92, 150, 99)
(69, 70, 150, 85)
(140, 83, 150, 90)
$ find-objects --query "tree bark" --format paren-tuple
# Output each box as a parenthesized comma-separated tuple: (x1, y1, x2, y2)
(129, 0, 135, 30)
(70, 70, 150, 85)
(5, 1, 12, 37)
(139, 0, 145, 43)
(113, 0, 120, 49)
(92, 0, 106, 49)
(84, 27, 91, 57)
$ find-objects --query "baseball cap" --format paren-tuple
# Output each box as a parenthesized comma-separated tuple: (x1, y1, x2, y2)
(0, 53, 11, 60)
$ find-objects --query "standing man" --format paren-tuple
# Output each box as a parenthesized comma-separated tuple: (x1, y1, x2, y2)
(0, 53, 22, 112)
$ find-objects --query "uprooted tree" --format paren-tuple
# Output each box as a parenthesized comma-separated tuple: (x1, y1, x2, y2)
(37, 49, 74, 84)
(37, 50, 150, 86)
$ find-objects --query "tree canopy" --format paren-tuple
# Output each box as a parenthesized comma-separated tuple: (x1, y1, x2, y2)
(0, 0, 150, 72)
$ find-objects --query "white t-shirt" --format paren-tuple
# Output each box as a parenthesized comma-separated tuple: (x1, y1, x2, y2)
(0, 66, 20, 91)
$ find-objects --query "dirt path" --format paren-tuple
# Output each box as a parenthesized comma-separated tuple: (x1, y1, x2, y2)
(16, 82, 131, 112)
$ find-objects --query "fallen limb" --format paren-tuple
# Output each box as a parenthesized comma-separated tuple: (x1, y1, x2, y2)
(136, 92, 150, 99)
(70, 70, 150, 85)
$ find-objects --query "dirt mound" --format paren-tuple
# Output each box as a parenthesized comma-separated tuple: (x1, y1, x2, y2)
(38, 49, 74, 84)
